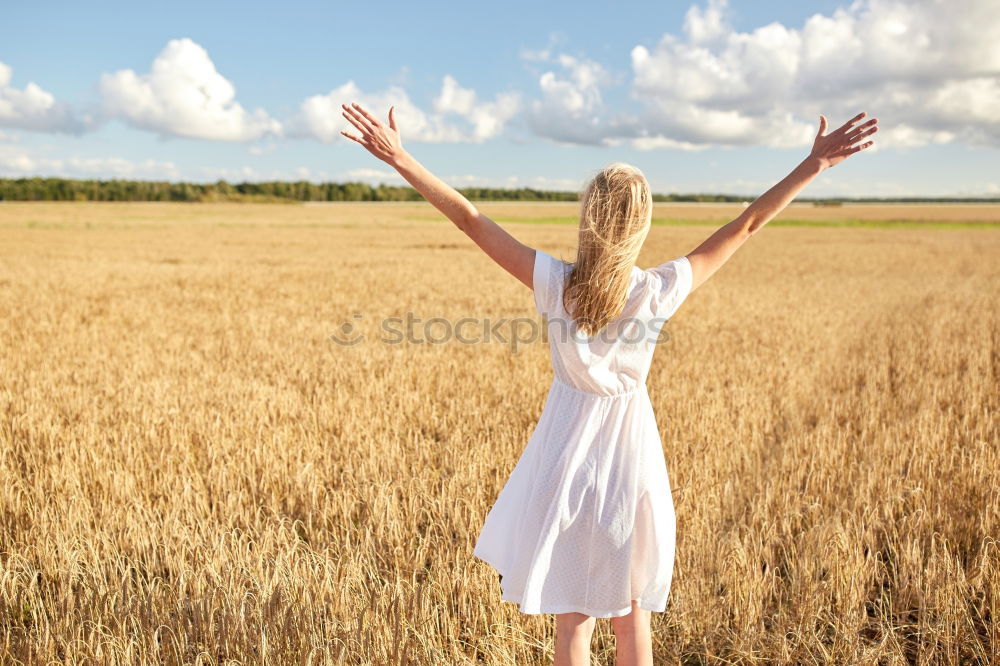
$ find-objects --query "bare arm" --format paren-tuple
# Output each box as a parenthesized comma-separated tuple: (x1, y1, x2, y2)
(341, 102, 535, 289)
(685, 111, 879, 292)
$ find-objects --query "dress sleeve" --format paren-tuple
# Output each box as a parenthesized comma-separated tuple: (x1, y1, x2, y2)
(645, 255, 693, 322)
(532, 249, 555, 316)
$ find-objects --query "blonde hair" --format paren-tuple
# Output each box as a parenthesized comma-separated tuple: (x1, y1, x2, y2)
(562, 162, 653, 337)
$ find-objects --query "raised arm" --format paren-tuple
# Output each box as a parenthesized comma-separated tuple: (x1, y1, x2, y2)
(341, 102, 535, 289)
(685, 111, 878, 292)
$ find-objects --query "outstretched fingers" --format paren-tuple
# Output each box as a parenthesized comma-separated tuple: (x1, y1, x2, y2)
(835, 111, 866, 135)
(340, 101, 402, 154)
(342, 108, 371, 138)
(351, 102, 382, 129)
(342, 103, 376, 133)
(847, 120, 878, 143)
(833, 140, 875, 158)
(340, 130, 365, 145)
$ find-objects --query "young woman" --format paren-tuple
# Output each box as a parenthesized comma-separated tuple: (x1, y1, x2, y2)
(341, 101, 877, 666)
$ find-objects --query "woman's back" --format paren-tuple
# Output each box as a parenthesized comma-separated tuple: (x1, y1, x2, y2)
(533, 249, 694, 395)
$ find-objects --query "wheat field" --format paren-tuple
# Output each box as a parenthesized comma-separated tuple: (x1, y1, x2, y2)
(0, 202, 997, 665)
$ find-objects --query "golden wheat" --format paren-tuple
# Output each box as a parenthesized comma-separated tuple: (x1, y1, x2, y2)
(0, 202, 997, 665)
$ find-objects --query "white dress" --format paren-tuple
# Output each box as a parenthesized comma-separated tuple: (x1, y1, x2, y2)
(473, 248, 694, 618)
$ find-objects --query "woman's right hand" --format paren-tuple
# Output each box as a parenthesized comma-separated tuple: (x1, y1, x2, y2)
(341, 102, 407, 167)
(809, 111, 878, 170)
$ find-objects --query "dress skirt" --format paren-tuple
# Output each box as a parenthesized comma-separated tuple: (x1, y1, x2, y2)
(472, 377, 677, 618)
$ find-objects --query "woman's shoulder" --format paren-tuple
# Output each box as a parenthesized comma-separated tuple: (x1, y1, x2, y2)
(532, 249, 573, 316)
(633, 256, 694, 318)
(535, 249, 573, 281)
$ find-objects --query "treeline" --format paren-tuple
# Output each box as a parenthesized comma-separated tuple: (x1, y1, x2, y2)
(1, 177, 997, 203)
(0, 177, 752, 203)
(0, 178, 420, 203)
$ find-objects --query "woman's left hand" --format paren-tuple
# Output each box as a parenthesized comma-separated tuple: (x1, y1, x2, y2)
(341, 102, 406, 166)
(809, 111, 878, 170)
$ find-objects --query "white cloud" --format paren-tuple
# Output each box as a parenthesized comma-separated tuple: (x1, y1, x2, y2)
(433, 75, 520, 141)
(0, 145, 180, 180)
(247, 142, 277, 156)
(683, 0, 729, 44)
(525, 0, 1000, 150)
(0, 62, 83, 133)
(291, 75, 519, 144)
(630, 136, 710, 152)
(955, 182, 1000, 197)
(0, 146, 328, 183)
(290, 80, 455, 143)
(339, 167, 405, 183)
(637, 0, 1000, 148)
(331, 168, 582, 191)
(190, 165, 335, 182)
(194, 165, 261, 182)
(524, 52, 632, 146)
(873, 124, 954, 149)
(99, 38, 281, 141)
(439, 173, 584, 191)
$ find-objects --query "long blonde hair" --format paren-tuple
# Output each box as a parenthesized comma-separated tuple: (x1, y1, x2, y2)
(562, 162, 653, 337)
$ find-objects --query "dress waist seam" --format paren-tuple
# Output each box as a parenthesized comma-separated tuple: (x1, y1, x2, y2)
(551, 376, 645, 399)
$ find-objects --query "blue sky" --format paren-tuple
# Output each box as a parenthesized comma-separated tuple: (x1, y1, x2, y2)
(1, 0, 998, 197)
